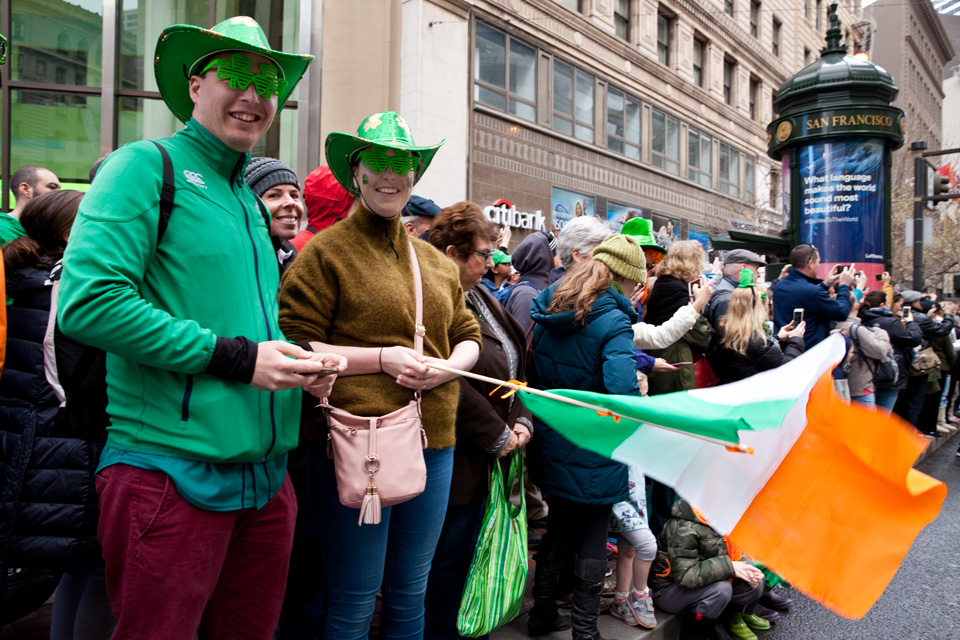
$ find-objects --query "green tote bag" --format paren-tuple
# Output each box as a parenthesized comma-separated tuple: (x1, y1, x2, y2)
(456, 449, 529, 637)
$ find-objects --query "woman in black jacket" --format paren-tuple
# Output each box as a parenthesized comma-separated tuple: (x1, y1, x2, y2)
(708, 270, 805, 384)
(424, 202, 534, 640)
(0, 190, 115, 638)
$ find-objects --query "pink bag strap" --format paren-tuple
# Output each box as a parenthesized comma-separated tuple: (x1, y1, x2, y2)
(409, 240, 424, 356)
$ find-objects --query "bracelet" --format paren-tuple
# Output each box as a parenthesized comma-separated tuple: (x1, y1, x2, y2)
(379, 347, 384, 373)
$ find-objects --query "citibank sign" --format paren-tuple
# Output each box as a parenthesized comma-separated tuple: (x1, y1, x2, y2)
(483, 199, 546, 231)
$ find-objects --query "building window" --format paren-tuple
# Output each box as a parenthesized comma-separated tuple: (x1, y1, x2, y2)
(804, 0, 809, 18)
(745, 156, 756, 203)
(560, 0, 581, 11)
(725, 0, 734, 17)
(657, 13, 672, 65)
(750, 2, 760, 38)
(804, 48, 811, 66)
(749, 77, 759, 120)
(693, 37, 705, 87)
(723, 58, 735, 106)
(607, 87, 641, 160)
(56, 67, 67, 84)
(614, 0, 630, 41)
(772, 19, 780, 56)
(719, 143, 741, 197)
(688, 129, 712, 187)
(553, 60, 594, 143)
(11, 19, 24, 40)
(474, 24, 537, 123)
(816, 0, 822, 30)
(57, 33, 69, 54)
(772, 90, 778, 117)
(651, 109, 680, 175)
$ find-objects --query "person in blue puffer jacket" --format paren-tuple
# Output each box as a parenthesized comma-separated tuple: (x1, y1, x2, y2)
(526, 233, 644, 640)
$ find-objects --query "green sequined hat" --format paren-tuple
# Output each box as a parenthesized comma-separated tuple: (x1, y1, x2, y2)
(155, 16, 314, 123)
(620, 217, 665, 254)
(325, 111, 445, 196)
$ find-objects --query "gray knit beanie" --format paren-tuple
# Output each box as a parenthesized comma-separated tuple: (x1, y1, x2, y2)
(244, 157, 299, 197)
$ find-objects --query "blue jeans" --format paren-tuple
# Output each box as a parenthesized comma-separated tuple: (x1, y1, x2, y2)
(852, 393, 876, 409)
(874, 389, 899, 414)
(307, 441, 454, 640)
(424, 499, 488, 640)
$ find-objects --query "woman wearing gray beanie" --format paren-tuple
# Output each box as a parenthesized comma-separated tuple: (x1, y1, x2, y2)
(244, 157, 304, 272)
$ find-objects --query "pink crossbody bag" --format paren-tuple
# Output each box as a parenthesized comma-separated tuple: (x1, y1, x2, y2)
(322, 241, 428, 525)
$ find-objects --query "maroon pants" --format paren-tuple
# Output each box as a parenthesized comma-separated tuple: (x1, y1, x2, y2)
(95, 464, 296, 640)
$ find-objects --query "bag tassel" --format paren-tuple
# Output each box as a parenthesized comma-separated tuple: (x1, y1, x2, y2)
(359, 478, 382, 526)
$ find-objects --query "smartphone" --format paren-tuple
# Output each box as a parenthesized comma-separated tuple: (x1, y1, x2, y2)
(855, 271, 864, 279)
(875, 273, 883, 281)
(317, 367, 340, 377)
(793, 308, 804, 325)
(830, 264, 842, 275)
(688, 278, 701, 300)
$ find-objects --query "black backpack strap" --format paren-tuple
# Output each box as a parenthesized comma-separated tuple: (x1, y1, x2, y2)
(151, 141, 175, 244)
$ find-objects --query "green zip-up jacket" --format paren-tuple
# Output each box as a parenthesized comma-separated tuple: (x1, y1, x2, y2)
(57, 120, 299, 463)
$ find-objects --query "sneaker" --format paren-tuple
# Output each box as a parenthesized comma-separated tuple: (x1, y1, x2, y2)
(610, 598, 639, 626)
(742, 613, 771, 631)
(628, 590, 657, 629)
(727, 612, 758, 640)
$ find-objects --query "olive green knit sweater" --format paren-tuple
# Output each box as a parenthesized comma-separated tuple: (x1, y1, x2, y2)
(278, 205, 481, 448)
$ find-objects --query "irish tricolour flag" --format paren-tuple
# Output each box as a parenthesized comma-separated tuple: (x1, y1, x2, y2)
(519, 335, 946, 619)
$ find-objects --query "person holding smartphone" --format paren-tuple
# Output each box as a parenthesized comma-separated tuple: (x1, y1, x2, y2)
(772, 245, 854, 349)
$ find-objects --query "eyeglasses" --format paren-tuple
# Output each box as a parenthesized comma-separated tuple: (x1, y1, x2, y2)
(200, 53, 287, 99)
(473, 250, 494, 262)
(358, 146, 421, 174)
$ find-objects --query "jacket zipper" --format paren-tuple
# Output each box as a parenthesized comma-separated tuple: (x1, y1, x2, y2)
(234, 164, 278, 462)
(181, 374, 194, 421)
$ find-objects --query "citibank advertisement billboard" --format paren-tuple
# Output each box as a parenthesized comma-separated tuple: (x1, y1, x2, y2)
(798, 138, 885, 279)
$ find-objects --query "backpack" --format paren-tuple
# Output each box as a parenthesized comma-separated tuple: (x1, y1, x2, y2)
(848, 323, 899, 391)
(494, 280, 539, 307)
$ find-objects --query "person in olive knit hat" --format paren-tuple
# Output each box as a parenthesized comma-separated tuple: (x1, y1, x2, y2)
(244, 156, 303, 271)
(525, 233, 644, 640)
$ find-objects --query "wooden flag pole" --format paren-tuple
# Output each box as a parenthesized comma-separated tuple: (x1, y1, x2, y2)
(425, 362, 751, 453)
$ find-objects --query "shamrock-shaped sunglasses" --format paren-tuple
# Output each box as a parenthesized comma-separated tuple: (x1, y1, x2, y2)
(201, 52, 288, 99)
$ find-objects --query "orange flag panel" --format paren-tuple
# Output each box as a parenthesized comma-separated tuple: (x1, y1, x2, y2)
(730, 374, 947, 619)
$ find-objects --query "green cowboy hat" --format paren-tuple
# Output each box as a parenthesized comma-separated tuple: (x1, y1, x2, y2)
(620, 217, 665, 253)
(155, 16, 314, 123)
(325, 111, 444, 196)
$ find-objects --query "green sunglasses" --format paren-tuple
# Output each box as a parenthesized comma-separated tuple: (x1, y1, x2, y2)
(357, 146, 421, 174)
(200, 52, 287, 99)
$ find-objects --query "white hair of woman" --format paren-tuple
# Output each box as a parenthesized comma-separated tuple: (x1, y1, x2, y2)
(557, 215, 611, 269)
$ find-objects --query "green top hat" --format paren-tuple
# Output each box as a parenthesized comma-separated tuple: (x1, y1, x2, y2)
(155, 16, 314, 123)
(620, 217, 665, 253)
(325, 112, 445, 196)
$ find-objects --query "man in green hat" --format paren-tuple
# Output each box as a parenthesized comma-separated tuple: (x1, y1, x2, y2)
(57, 16, 342, 637)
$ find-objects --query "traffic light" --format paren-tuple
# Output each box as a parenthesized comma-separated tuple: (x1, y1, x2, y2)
(933, 171, 951, 196)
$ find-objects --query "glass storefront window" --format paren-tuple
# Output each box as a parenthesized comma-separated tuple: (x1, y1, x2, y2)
(11, 0, 103, 86)
(10, 90, 101, 184)
(251, 107, 298, 171)
(119, 1, 209, 92)
(117, 96, 183, 147)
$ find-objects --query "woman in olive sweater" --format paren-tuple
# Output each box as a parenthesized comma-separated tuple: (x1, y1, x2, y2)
(278, 112, 481, 640)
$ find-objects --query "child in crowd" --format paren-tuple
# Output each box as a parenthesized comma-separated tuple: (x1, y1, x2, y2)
(609, 468, 658, 629)
(649, 499, 770, 640)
